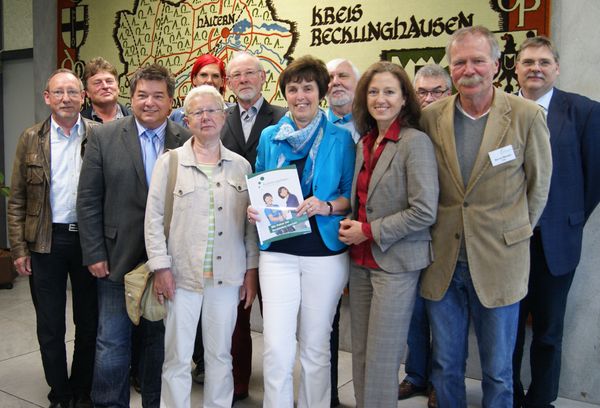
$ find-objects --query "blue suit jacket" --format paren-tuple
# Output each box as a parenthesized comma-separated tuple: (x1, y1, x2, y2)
(539, 88, 600, 276)
(255, 116, 356, 251)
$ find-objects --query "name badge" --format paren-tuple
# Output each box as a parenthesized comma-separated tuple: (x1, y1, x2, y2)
(488, 145, 516, 167)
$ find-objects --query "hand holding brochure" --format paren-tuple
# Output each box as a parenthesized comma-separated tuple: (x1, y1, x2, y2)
(246, 165, 312, 244)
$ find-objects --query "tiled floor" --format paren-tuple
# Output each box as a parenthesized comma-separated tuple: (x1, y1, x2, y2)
(1, 276, 597, 408)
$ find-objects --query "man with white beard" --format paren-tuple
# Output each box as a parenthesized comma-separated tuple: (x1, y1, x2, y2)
(326, 59, 360, 143)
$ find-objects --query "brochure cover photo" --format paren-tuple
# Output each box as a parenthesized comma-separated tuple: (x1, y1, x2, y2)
(246, 166, 311, 244)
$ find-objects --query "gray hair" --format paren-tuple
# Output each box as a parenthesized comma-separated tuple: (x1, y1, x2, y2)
(226, 51, 264, 75)
(445, 25, 501, 64)
(44, 68, 84, 92)
(414, 64, 452, 90)
(326, 58, 360, 79)
(183, 84, 225, 114)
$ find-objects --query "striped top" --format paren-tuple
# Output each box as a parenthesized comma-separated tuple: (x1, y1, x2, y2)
(198, 163, 216, 279)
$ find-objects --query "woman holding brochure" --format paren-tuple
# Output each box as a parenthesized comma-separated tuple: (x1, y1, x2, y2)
(145, 85, 258, 408)
(337, 61, 439, 407)
(247, 55, 355, 408)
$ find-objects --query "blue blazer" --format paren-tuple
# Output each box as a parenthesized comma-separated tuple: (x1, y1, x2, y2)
(255, 117, 356, 251)
(539, 88, 600, 276)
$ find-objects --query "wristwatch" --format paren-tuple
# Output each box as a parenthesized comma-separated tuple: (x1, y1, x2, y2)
(326, 201, 333, 215)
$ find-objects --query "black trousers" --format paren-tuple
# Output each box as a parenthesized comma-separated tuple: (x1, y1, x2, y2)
(30, 227, 98, 403)
(512, 230, 575, 408)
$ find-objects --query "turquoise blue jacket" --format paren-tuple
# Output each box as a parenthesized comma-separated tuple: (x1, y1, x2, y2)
(255, 118, 356, 251)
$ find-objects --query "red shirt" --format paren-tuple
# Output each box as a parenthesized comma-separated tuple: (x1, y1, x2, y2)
(350, 120, 402, 268)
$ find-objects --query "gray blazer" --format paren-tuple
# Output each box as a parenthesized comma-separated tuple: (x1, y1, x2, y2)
(221, 100, 286, 171)
(350, 126, 439, 273)
(77, 115, 191, 282)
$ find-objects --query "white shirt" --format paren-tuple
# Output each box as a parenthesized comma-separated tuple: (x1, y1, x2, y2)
(519, 88, 553, 115)
(239, 96, 264, 142)
(455, 98, 490, 121)
(49, 116, 84, 223)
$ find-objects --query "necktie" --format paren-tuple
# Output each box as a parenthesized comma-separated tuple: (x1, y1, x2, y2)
(242, 107, 257, 142)
(143, 130, 158, 186)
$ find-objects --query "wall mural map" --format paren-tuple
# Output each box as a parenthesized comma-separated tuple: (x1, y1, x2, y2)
(57, 0, 550, 108)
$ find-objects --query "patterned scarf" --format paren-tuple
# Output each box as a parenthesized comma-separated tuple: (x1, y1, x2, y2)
(273, 110, 326, 196)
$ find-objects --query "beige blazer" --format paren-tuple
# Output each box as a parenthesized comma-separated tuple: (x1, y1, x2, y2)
(350, 127, 439, 273)
(420, 90, 552, 307)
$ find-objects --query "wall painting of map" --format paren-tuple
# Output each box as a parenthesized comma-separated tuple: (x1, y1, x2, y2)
(57, 0, 550, 108)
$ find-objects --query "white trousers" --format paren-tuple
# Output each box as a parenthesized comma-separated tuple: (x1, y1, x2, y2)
(160, 285, 239, 408)
(259, 251, 349, 408)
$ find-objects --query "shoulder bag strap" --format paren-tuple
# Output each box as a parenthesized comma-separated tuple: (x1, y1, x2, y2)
(163, 149, 178, 240)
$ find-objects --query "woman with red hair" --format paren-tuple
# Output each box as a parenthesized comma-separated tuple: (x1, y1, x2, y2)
(189, 54, 227, 95)
(170, 54, 227, 126)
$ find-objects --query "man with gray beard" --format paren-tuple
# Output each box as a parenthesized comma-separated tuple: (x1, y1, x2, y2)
(326, 59, 360, 143)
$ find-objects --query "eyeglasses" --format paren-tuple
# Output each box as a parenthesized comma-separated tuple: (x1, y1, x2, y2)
(187, 108, 224, 118)
(49, 89, 82, 98)
(416, 88, 449, 98)
(229, 70, 260, 82)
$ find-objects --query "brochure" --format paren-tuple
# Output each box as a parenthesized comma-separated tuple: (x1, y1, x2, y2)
(246, 165, 312, 244)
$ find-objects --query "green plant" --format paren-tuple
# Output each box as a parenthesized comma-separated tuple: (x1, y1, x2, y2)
(0, 171, 9, 197)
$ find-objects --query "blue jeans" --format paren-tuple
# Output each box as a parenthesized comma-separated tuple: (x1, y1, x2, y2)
(426, 262, 518, 408)
(92, 278, 164, 408)
(404, 291, 431, 388)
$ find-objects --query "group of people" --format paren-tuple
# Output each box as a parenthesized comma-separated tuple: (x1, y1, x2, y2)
(6, 23, 600, 408)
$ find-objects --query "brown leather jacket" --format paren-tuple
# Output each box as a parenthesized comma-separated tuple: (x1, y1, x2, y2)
(7, 117, 98, 260)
